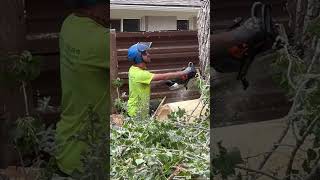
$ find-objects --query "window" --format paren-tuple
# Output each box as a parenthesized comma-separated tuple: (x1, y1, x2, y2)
(123, 19, 140, 32)
(177, 20, 189, 30)
(110, 19, 121, 32)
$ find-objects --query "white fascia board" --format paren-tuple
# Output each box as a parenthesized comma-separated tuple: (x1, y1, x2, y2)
(110, 4, 200, 13)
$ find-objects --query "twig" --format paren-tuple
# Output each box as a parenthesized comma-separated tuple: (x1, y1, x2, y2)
(167, 164, 187, 180)
(15, 146, 28, 180)
(257, 73, 315, 171)
(291, 119, 301, 142)
(307, 39, 320, 73)
(21, 81, 29, 116)
(118, 145, 208, 161)
(186, 98, 202, 122)
(199, 102, 207, 117)
(149, 147, 208, 161)
(174, 123, 209, 131)
(151, 96, 166, 119)
(285, 115, 320, 180)
(257, 118, 290, 170)
(273, 143, 307, 152)
(312, 153, 320, 171)
(116, 87, 120, 99)
(284, 45, 297, 90)
(242, 151, 273, 160)
(235, 165, 281, 180)
(304, 162, 320, 180)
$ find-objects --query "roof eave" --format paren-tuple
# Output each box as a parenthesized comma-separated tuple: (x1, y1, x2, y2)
(110, 4, 201, 13)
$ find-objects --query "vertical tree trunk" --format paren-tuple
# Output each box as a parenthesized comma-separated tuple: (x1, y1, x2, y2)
(110, 30, 118, 114)
(197, 0, 210, 76)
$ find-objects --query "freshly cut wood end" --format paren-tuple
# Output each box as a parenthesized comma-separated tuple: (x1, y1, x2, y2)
(111, 114, 125, 127)
(155, 104, 173, 121)
(155, 98, 208, 122)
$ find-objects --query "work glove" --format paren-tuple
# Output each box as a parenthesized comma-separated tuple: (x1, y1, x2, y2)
(165, 62, 196, 90)
(182, 63, 196, 80)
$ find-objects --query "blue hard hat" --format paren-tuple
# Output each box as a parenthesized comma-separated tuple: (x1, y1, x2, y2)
(127, 42, 152, 64)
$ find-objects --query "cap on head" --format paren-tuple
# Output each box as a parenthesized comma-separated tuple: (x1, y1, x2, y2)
(127, 42, 152, 64)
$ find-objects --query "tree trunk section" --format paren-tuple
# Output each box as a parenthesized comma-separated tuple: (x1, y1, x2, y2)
(197, 0, 210, 76)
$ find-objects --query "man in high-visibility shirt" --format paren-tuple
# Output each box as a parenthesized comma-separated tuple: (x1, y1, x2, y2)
(55, 0, 109, 175)
(127, 42, 196, 118)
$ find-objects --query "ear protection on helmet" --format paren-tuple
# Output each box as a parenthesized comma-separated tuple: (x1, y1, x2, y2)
(127, 42, 152, 64)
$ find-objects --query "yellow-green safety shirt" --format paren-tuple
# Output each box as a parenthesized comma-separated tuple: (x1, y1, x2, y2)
(55, 14, 109, 175)
(127, 66, 154, 118)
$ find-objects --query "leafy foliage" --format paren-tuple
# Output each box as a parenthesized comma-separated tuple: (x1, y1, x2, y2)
(268, 39, 320, 178)
(10, 117, 54, 156)
(114, 98, 127, 114)
(70, 106, 109, 180)
(306, 17, 320, 38)
(211, 142, 243, 179)
(111, 112, 210, 179)
(112, 77, 124, 89)
(0, 51, 41, 87)
(112, 77, 127, 114)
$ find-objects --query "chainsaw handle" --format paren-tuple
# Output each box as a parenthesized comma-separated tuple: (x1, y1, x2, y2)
(251, 1, 263, 19)
(252, 2, 273, 35)
(262, 4, 272, 34)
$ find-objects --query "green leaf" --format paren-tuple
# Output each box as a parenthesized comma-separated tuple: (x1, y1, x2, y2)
(302, 160, 311, 173)
(226, 147, 243, 164)
(135, 159, 145, 165)
(291, 169, 299, 174)
(307, 148, 317, 161)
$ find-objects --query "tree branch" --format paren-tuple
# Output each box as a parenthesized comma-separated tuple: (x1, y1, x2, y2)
(284, 45, 298, 90)
(304, 162, 320, 180)
(21, 81, 29, 116)
(285, 115, 320, 180)
(235, 165, 281, 180)
(257, 118, 290, 170)
(257, 69, 315, 171)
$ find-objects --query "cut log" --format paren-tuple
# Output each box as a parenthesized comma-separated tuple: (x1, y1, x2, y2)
(155, 98, 208, 122)
(111, 114, 125, 127)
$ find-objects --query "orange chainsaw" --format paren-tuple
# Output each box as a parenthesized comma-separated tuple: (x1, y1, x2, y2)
(211, 2, 283, 90)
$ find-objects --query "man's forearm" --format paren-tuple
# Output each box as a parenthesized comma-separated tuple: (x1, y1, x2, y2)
(152, 71, 186, 81)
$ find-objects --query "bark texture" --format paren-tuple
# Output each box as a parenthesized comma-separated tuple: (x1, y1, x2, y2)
(197, 0, 210, 76)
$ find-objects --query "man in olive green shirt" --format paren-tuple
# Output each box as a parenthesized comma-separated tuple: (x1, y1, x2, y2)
(127, 43, 196, 118)
(55, 1, 109, 175)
